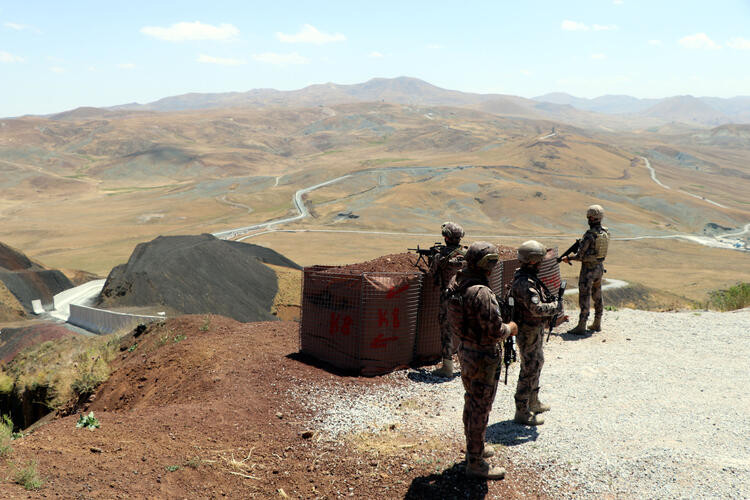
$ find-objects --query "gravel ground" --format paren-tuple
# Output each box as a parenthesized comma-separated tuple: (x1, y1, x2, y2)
(292, 308, 750, 499)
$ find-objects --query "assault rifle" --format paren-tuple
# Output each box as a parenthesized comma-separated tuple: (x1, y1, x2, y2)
(407, 242, 444, 270)
(497, 292, 517, 385)
(546, 280, 567, 342)
(557, 239, 581, 264)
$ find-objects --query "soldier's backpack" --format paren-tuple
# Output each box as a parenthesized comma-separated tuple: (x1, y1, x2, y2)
(445, 278, 485, 343)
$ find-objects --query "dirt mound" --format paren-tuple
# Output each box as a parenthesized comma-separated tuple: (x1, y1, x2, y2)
(92, 316, 280, 411)
(321, 247, 517, 275)
(0, 323, 81, 364)
(493, 244, 518, 260)
(96, 234, 300, 322)
(323, 252, 422, 274)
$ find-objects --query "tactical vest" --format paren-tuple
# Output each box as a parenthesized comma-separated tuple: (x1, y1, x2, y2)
(583, 226, 609, 263)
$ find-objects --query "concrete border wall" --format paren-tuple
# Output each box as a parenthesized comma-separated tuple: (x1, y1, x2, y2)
(68, 304, 163, 335)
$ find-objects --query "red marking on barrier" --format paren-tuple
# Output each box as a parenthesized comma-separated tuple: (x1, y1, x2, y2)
(386, 283, 409, 299)
(370, 333, 399, 349)
(378, 308, 401, 328)
(329, 313, 353, 336)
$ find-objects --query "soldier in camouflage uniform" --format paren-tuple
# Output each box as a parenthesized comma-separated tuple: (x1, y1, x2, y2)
(447, 241, 517, 479)
(562, 205, 610, 334)
(430, 222, 467, 377)
(511, 240, 565, 426)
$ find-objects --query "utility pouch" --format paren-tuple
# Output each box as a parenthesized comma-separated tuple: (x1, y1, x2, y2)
(479, 351, 501, 385)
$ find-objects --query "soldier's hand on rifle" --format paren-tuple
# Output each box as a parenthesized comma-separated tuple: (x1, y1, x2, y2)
(561, 256, 572, 265)
(507, 321, 518, 337)
(555, 315, 569, 326)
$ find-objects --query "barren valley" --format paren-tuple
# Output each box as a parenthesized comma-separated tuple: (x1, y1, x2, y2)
(1, 81, 748, 304)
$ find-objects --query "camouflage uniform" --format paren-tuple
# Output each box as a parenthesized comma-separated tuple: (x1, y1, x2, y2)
(569, 225, 607, 324)
(510, 267, 559, 414)
(430, 244, 467, 359)
(450, 269, 513, 460)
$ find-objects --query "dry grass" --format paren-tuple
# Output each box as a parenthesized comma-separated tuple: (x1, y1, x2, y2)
(347, 426, 450, 457)
(3, 333, 120, 410)
(267, 264, 302, 321)
(214, 449, 260, 480)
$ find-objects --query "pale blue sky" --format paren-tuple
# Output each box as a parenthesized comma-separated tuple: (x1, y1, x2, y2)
(1, 0, 749, 117)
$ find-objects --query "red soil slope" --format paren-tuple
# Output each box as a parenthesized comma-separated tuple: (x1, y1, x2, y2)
(0, 315, 545, 498)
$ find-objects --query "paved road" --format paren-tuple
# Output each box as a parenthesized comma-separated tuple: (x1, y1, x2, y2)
(640, 156, 728, 208)
(211, 174, 352, 239)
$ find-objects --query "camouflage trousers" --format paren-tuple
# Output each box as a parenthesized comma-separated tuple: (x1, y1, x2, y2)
(459, 344, 501, 458)
(438, 294, 458, 359)
(578, 261, 604, 321)
(514, 323, 544, 412)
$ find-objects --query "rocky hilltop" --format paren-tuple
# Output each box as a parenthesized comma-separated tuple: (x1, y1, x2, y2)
(0, 242, 73, 320)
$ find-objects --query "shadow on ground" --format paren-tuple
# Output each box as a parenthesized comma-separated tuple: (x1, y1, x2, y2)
(407, 367, 459, 385)
(486, 419, 539, 446)
(554, 330, 594, 341)
(404, 462, 489, 500)
(285, 351, 361, 376)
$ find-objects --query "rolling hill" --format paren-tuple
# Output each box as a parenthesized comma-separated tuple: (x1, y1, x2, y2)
(0, 79, 747, 304)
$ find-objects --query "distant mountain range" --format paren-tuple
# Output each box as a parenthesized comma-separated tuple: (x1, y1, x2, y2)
(46, 77, 749, 129)
(534, 92, 750, 125)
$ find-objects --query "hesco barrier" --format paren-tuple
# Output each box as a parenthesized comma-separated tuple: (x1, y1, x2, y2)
(414, 275, 441, 364)
(300, 266, 422, 375)
(538, 248, 563, 295)
(489, 248, 562, 298)
(301, 251, 563, 374)
(415, 257, 523, 364)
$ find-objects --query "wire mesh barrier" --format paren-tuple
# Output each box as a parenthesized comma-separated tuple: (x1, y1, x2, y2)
(414, 275, 442, 364)
(489, 258, 519, 298)
(300, 251, 562, 375)
(538, 247, 563, 295)
(490, 248, 562, 297)
(299, 266, 421, 375)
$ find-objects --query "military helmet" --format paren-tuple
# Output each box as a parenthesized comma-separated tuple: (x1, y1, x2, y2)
(586, 204, 604, 222)
(441, 221, 465, 240)
(465, 241, 499, 271)
(517, 240, 546, 264)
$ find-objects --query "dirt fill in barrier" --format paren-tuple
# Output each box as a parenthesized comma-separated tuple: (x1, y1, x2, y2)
(300, 257, 422, 375)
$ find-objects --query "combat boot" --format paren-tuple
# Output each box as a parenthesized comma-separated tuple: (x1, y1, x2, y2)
(514, 409, 545, 426)
(588, 315, 602, 332)
(529, 393, 551, 414)
(466, 445, 495, 461)
(432, 358, 454, 378)
(466, 457, 505, 480)
(568, 317, 587, 335)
